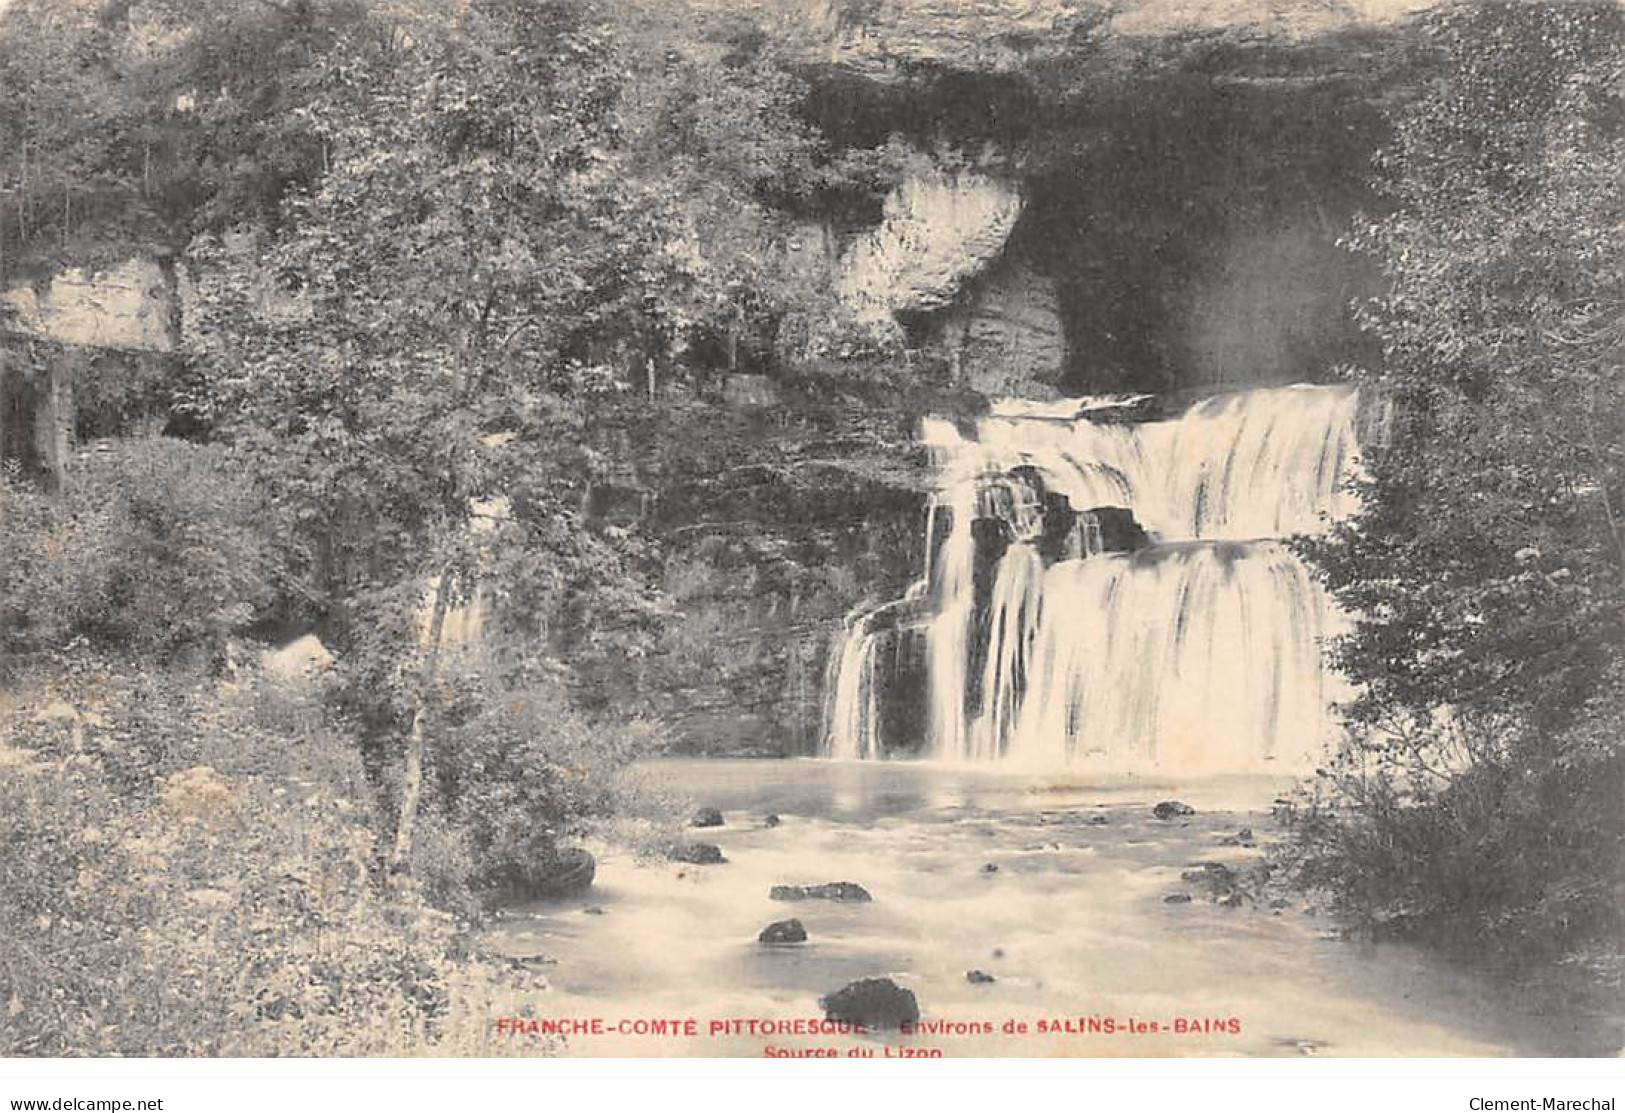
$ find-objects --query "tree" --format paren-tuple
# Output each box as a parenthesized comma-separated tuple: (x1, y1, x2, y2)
(1289, 1, 1624, 979)
(0, 0, 358, 282)
(184, 0, 677, 867)
(184, 0, 854, 873)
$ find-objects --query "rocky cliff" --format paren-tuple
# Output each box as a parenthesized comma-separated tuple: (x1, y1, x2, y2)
(686, 0, 1436, 79)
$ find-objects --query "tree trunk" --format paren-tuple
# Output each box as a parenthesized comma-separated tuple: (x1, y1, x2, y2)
(390, 569, 454, 874)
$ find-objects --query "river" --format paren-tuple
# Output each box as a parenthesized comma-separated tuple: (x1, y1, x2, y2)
(481, 758, 1616, 1057)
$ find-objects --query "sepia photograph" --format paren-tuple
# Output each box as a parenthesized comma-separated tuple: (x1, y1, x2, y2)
(0, 0, 1620, 1098)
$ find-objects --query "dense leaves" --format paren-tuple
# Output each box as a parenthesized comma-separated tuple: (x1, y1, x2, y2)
(0, 439, 284, 665)
(1288, 1, 1624, 979)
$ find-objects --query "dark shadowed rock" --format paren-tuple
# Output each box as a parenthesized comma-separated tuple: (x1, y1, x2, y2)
(1153, 800, 1196, 820)
(1163, 893, 1193, 904)
(1182, 862, 1238, 888)
(1080, 506, 1151, 553)
(1088, 814, 1109, 825)
(759, 918, 808, 945)
(763, 813, 782, 828)
(691, 807, 724, 828)
(980, 861, 999, 873)
(966, 969, 996, 984)
(770, 881, 872, 903)
(1181, 862, 1243, 903)
(668, 842, 727, 865)
(526, 847, 595, 898)
(820, 978, 920, 1030)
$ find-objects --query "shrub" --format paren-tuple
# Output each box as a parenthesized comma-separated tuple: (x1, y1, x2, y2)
(0, 660, 542, 1056)
(0, 438, 286, 667)
(1276, 697, 1624, 983)
(425, 658, 666, 900)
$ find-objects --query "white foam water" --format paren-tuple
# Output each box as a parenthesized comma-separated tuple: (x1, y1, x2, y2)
(825, 383, 1363, 773)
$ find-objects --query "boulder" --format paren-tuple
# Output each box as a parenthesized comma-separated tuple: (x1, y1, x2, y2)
(691, 807, 725, 828)
(759, 918, 808, 945)
(820, 978, 920, 1030)
(770, 882, 872, 903)
(763, 814, 782, 828)
(668, 842, 727, 865)
(1163, 893, 1193, 904)
(1079, 507, 1152, 554)
(966, 969, 996, 985)
(980, 862, 999, 874)
(1153, 800, 1196, 820)
(261, 634, 334, 683)
(526, 847, 596, 899)
(1180, 861, 1244, 904)
(1181, 862, 1238, 889)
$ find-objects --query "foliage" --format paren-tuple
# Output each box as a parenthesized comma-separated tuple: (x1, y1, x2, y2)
(1286, 1, 1624, 979)
(0, 0, 371, 281)
(0, 438, 285, 667)
(0, 660, 545, 1056)
(425, 659, 663, 895)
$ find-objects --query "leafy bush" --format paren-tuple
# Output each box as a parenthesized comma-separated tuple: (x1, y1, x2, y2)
(0, 661, 543, 1056)
(424, 657, 666, 899)
(1, 438, 286, 667)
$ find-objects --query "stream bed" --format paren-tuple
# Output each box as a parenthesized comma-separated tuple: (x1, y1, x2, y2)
(481, 759, 1617, 1057)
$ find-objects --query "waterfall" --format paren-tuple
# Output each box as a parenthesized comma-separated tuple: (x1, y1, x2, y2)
(822, 382, 1362, 771)
(823, 606, 883, 761)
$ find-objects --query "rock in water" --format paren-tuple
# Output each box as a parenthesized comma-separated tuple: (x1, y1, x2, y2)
(527, 847, 596, 898)
(691, 807, 724, 828)
(966, 970, 996, 984)
(1153, 800, 1196, 820)
(668, 842, 726, 865)
(820, 978, 920, 1030)
(1181, 862, 1243, 904)
(759, 918, 808, 945)
(1181, 862, 1238, 888)
(770, 882, 872, 903)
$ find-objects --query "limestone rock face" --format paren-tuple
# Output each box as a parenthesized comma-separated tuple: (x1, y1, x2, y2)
(684, 0, 1436, 81)
(820, 0, 1080, 79)
(836, 172, 1022, 323)
(932, 256, 1065, 396)
(2, 259, 178, 352)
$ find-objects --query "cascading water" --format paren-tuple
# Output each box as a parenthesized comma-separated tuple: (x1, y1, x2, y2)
(821, 382, 1363, 773)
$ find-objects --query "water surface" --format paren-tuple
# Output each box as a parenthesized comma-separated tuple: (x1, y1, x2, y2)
(483, 759, 1616, 1057)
